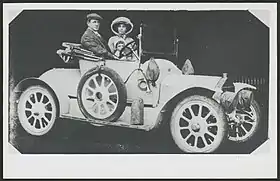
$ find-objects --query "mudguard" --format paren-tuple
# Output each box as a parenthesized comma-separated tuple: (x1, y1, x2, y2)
(149, 75, 223, 130)
(13, 76, 69, 115)
(38, 68, 82, 115)
(233, 82, 257, 92)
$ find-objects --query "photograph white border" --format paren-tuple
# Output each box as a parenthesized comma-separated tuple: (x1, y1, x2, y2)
(3, 3, 277, 178)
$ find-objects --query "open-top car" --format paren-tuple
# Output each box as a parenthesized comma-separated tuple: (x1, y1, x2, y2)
(12, 23, 261, 153)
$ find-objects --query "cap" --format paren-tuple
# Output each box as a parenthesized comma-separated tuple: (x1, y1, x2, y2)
(87, 13, 103, 21)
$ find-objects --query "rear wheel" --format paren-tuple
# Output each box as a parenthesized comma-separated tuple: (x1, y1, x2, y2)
(17, 85, 58, 136)
(170, 95, 228, 153)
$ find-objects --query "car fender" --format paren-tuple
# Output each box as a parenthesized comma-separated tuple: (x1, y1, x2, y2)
(147, 75, 223, 130)
(233, 82, 257, 92)
(38, 68, 82, 115)
(13, 77, 68, 115)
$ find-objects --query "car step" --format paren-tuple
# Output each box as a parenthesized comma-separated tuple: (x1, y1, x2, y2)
(60, 114, 152, 131)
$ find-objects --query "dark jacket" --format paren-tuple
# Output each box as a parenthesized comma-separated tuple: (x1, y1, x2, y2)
(81, 27, 114, 58)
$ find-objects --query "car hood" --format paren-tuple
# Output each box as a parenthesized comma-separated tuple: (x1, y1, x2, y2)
(158, 74, 224, 105)
(160, 74, 222, 100)
(162, 74, 222, 89)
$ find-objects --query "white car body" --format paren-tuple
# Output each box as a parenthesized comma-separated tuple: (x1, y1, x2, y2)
(14, 58, 256, 131)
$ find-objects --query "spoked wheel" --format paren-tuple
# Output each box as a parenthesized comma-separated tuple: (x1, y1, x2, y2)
(77, 67, 127, 122)
(17, 85, 58, 136)
(170, 95, 228, 153)
(81, 73, 119, 119)
(227, 99, 261, 143)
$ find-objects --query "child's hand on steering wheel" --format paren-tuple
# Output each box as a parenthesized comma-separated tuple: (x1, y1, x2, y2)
(112, 53, 120, 60)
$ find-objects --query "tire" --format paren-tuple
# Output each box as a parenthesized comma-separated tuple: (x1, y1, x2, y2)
(16, 85, 58, 136)
(227, 99, 262, 143)
(170, 95, 228, 153)
(77, 66, 127, 122)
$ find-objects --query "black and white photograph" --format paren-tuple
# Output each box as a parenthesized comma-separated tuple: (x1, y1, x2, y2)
(3, 3, 277, 179)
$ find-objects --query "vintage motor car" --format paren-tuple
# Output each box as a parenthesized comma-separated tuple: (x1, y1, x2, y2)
(12, 23, 261, 153)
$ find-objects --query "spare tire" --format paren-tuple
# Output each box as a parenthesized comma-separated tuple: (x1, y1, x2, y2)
(77, 66, 127, 122)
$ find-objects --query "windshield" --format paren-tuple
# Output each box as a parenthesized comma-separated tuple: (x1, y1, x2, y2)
(141, 24, 177, 56)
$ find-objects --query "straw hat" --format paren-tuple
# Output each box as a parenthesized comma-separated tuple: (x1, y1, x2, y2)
(111, 17, 134, 35)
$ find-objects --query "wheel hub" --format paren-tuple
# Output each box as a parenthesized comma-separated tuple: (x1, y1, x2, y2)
(95, 92, 103, 101)
(235, 114, 242, 124)
(191, 123, 200, 132)
(32, 103, 46, 118)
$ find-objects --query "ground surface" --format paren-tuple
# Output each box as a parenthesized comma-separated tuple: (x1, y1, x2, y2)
(10, 116, 268, 154)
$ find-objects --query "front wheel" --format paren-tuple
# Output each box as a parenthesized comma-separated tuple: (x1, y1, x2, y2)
(170, 95, 228, 153)
(227, 99, 261, 143)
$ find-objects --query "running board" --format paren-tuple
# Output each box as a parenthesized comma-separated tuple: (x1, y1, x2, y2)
(60, 114, 152, 131)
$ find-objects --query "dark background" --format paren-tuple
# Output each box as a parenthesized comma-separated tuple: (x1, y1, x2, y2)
(9, 10, 269, 80)
(9, 10, 269, 154)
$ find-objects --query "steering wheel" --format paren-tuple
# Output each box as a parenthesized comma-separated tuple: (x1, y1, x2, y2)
(119, 40, 138, 59)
